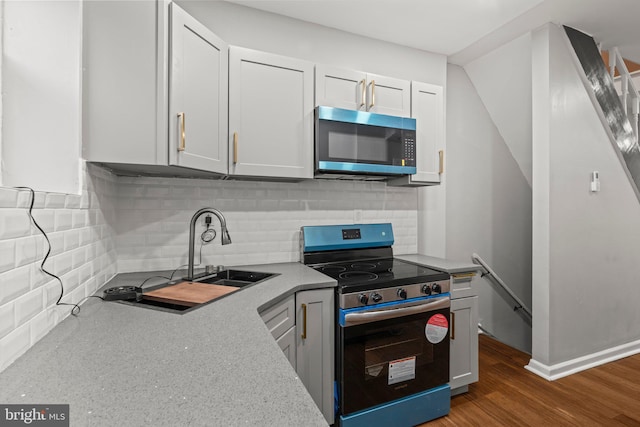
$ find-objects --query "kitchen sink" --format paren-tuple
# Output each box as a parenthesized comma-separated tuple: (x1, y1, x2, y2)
(195, 269, 275, 287)
(112, 269, 277, 314)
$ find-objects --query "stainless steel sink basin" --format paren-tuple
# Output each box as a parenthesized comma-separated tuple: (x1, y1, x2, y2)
(194, 269, 275, 287)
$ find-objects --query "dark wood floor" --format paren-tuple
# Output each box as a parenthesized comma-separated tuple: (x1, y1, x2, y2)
(423, 335, 640, 426)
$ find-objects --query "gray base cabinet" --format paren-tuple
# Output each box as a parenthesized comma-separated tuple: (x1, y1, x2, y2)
(295, 289, 334, 425)
(449, 273, 479, 395)
(259, 289, 334, 425)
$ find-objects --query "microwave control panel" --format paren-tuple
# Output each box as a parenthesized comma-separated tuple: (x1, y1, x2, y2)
(402, 130, 416, 166)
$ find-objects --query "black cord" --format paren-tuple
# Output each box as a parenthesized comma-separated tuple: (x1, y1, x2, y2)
(168, 238, 207, 280)
(14, 187, 81, 316)
(138, 275, 171, 289)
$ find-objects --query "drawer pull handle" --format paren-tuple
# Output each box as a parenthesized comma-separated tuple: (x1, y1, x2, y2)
(369, 80, 376, 109)
(451, 312, 456, 340)
(233, 132, 238, 164)
(178, 112, 186, 152)
(301, 303, 307, 339)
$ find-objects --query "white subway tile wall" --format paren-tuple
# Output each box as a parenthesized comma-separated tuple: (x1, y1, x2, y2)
(115, 176, 419, 272)
(0, 164, 118, 372)
(0, 164, 419, 373)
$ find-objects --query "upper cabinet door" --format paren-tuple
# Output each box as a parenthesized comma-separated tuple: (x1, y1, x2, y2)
(229, 47, 314, 179)
(315, 65, 411, 117)
(169, 3, 228, 174)
(387, 81, 444, 187)
(411, 82, 444, 183)
(366, 73, 411, 117)
(315, 64, 367, 110)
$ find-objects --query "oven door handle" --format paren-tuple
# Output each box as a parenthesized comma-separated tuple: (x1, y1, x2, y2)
(343, 296, 450, 327)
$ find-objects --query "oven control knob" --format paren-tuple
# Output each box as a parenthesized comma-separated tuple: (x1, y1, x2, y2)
(421, 284, 432, 295)
(359, 294, 369, 305)
(432, 283, 442, 294)
(397, 288, 407, 299)
(371, 292, 383, 303)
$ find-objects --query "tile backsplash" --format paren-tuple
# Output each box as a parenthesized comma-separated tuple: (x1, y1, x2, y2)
(115, 175, 419, 272)
(0, 164, 418, 372)
(0, 164, 118, 372)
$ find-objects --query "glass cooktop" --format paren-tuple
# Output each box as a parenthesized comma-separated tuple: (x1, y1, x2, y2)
(312, 257, 449, 293)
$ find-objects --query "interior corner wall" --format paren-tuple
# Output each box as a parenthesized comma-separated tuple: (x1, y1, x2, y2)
(446, 64, 532, 353)
(530, 24, 640, 376)
(464, 32, 533, 187)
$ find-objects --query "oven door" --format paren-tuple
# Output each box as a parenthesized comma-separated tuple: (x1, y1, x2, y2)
(338, 296, 450, 416)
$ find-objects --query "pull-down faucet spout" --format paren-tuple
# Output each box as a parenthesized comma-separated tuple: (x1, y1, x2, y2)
(187, 207, 231, 280)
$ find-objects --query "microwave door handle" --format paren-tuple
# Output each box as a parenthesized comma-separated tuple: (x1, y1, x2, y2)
(343, 296, 450, 327)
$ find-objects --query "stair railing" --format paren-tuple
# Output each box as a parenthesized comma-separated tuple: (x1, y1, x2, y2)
(471, 253, 532, 321)
(609, 47, 640, 141)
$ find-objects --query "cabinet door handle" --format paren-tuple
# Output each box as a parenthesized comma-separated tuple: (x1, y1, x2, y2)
(178, 112, 186, 152)
(233, 132, 238, 164)
(369, 80, 376, 109)
(438, 150, 444, 174)
(359, 79, 366, 109)
(451, 311, 456, 340)
(301, 303, 307, 339)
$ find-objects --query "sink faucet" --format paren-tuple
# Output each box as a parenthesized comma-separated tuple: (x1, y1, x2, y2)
(187, 207, 231, 280)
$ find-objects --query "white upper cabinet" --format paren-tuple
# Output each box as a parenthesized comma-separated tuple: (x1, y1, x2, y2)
(315, 64, 411, 117)
(169, 3, 228, 174)
(388, 81, 445, 186)
(229, 47, 314, 179)
(83, 0, 167, 166)
(315, 65, 367, 111)
(83, 1, 228, 177)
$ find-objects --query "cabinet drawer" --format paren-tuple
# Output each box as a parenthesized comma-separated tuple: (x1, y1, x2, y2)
(260, 295, 296, 339)
(276, 325, 296, 369)
(450, 272, 478, 300)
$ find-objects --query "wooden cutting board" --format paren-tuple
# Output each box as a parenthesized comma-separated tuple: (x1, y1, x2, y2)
(143, 281, 239, 307)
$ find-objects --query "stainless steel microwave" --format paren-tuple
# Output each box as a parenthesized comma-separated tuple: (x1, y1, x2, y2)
(314, 106, 417, 178)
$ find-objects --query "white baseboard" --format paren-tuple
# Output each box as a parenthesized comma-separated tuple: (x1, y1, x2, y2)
(525, 338, 640, 380)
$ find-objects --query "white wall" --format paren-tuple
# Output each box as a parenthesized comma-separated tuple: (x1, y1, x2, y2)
(465, 33, 533, 187)
(1, 0, 82, 194)
(176, 0, 447, 86)
(446, 64, 532, 353)
(529, 24, 640, 379)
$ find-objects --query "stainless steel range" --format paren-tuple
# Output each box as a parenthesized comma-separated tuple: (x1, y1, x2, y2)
(301, 223, 451, 427)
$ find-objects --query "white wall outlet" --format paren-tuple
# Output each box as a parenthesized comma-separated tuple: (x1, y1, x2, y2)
(590, 171, 600, 192)
(353, 209, 362, 222)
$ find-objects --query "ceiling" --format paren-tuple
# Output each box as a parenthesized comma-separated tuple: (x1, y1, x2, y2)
(226, 0, 640, 65)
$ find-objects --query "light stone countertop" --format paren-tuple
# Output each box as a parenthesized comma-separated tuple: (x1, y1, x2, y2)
(0, 262, 335, 427)
(396, 254, 483, 274)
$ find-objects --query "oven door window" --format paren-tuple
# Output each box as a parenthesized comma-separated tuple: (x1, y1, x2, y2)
(340, 306, 450, 415)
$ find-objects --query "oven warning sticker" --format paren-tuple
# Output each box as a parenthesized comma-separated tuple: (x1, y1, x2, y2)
(425, 314, 449, 344)
(388, 356, 416, 385)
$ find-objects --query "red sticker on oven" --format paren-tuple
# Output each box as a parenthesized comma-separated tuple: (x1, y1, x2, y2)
(425, 314, 449, 344)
